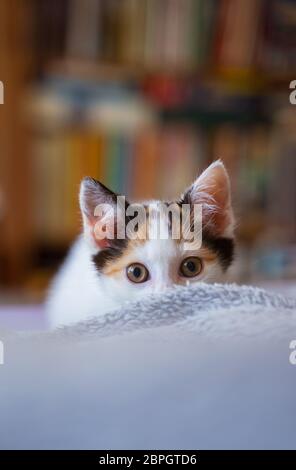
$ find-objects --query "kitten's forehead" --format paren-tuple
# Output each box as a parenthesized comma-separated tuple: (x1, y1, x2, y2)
(144, 200, 171, 240)
(134, 233, 179, 264)
(127, 200, 179, 266)
(92, 198, 234, 275)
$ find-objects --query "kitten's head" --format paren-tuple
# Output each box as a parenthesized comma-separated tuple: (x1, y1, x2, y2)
(80, 160, 235, 302)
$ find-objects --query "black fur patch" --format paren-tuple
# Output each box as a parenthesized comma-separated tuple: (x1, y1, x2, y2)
(92, 197, 132, 273)
(202, 233, 235, 271)
(92, 238, 128, 272)
(178, 193, 235, 270)
(178, 192, 191, 206)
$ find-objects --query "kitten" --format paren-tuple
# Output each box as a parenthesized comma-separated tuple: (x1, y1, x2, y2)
(46, 160, 235, 328)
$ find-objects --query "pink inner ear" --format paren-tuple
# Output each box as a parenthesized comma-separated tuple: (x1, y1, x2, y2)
(92, 219, 113, 249)
(209, 169, 229, 206)
(92, 225, 109, 249)
(80, 176, 123, 249)
(191, 161, 233, 237)
(96, 238, 110, 249)
(83, 215, 112, 250)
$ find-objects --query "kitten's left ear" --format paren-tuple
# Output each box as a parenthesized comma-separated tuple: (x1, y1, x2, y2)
(80, 177, 127, 250)
(181, 160, 235, 237)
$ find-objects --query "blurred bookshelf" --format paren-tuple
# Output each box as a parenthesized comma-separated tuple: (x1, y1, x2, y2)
(1, 0, 296, 296)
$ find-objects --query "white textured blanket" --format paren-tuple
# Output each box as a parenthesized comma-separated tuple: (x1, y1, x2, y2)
(53, 282, 296, 338)
(0, 283, 296, 449)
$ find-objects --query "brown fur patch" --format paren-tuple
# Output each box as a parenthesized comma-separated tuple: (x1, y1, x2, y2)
(101, 242, 136, 276)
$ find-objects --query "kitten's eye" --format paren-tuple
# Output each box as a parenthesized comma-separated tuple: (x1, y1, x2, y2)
(179, 257, 202, 278)
(126, 263, 149, 283)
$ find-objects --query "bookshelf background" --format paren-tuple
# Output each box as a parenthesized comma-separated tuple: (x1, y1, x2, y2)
(1, 0, 296, 299)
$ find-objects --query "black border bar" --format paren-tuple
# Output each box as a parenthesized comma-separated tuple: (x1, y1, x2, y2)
(0, 450, 296, 465)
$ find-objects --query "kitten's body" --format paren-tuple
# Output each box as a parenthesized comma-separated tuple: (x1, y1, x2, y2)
(46, 236, 118, 327)
(46, 161, 235, 328)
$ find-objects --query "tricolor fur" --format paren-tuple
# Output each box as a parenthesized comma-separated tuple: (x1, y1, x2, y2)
(46, 160, 235, 328)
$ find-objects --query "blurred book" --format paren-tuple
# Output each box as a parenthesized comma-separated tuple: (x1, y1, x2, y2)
(19, 0, 296, 286)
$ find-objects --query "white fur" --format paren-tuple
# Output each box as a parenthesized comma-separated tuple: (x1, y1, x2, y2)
(45, 236, 117, 328)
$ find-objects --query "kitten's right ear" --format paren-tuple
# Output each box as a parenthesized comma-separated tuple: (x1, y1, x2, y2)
(79, 177, 118, 250)
(181, 160, 235, 238)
